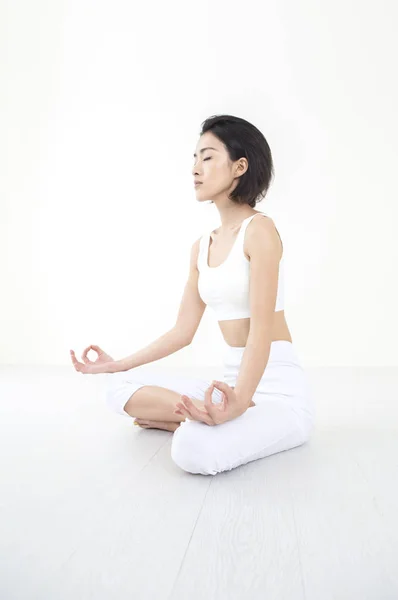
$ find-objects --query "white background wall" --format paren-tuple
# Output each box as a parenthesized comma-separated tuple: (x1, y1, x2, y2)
(1, 0, 397, 369)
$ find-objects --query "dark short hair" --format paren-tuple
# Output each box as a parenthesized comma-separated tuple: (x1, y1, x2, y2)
(199, 114, 274, 208)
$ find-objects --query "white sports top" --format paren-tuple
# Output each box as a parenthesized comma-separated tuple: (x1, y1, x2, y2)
(197, 212, 285, 321)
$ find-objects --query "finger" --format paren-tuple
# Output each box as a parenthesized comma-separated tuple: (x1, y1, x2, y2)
(90, 345, 101, 352)
(175, 400, 187, 411)
(220, 391, 228, 411)
(206, 383, 228, 413)
(204, 384, 216, 413)
(82, 345, 95, 364)
(81, 346, 90, 360)
(175, 404, 191, 419)
(177, 398, 208, 419)
(70, 350, 78, 365)
(182, 404, 214, 425)
(176, 400, 196, 420)
(69, 350, 85, 373)
(89, 344, 103, 358)
(181, 396, 214, 425)
(176, 400, 192, 413)
(204, 383, 226, 410)
(213, 381, 231, 405)
(211, 380, 231, 393)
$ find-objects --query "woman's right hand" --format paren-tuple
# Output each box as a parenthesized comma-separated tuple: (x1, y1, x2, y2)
(81, 344, 114, 364)
(70, 345, 116, 375)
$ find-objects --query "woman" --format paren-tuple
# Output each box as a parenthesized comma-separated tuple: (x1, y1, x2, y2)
(70, 114, 316, 476)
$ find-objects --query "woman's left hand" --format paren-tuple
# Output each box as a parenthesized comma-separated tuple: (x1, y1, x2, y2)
(174, 380, 244, 426)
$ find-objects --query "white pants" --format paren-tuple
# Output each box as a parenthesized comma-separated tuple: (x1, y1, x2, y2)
(105, 340, 316, 476)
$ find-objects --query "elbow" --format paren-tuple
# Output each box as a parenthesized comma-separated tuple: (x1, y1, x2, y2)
(173, 327, 192, 347)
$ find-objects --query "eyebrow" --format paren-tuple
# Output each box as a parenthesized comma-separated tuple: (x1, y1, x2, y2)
(193, 146, 218, 158)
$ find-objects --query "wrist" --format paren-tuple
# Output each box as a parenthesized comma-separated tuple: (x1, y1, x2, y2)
(107, 360, 125, 373)
(234, 394, 253, 415)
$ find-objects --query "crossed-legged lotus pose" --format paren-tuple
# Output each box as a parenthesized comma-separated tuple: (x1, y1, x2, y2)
(70, 114, 315, 476)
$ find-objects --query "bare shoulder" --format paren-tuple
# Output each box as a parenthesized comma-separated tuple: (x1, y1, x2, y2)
(191, 236, 202, 256)
(246, 214, 283, 259)
(190, 236, 202, 269)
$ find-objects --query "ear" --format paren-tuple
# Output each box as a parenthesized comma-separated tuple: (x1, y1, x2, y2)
(236, 158, 248, 176)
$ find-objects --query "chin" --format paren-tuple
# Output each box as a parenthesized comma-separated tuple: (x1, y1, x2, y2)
(195, 189, 213, 202)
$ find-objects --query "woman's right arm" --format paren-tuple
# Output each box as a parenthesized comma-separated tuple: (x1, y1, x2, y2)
(110, 327, 190, 372)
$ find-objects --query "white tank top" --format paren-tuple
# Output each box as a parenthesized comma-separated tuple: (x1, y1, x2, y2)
(197, 213, 285, 320)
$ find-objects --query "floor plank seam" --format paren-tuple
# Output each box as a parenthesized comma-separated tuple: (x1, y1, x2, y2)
(167, 477, 214, 600)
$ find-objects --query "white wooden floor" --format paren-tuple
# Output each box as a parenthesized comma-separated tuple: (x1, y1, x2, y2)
(1, 364, 398, 600)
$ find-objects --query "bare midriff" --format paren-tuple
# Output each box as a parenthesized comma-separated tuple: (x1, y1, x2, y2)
(218, 310, 292, 348)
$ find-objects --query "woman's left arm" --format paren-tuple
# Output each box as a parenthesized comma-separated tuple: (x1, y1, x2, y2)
(233, 217, 283, 412)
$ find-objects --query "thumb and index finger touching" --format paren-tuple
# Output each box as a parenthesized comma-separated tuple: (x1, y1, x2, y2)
(69, 348, 91, 365)
(204, 380, 230, 413)
(75, 344, 101, 364)
(81, 345, 99, 363)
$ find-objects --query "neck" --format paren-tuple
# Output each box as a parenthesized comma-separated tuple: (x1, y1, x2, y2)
(217, 209, 257, 232)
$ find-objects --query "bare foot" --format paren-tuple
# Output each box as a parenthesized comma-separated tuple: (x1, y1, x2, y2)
(134, 419, 181, 432)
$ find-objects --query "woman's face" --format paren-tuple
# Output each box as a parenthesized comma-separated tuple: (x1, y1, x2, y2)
(192, 132, 247, 203)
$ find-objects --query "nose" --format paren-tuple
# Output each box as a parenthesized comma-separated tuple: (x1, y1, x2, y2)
(192, 160, 201, 178)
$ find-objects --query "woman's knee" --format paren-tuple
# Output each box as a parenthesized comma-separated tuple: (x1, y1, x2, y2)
(170, 422, 218, 475)
(105, 373, 138, 417)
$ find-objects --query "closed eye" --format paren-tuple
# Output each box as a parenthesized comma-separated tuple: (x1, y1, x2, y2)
(193, 157, 212, 166)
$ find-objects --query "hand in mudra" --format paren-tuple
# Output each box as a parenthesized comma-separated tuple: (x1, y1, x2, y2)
(174, 381, 253, 426)
(70, 344, 115, 375)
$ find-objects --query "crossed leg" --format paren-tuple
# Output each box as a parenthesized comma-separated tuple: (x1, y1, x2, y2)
(105, 368, 225, 425)
(105, 368, 312, 475)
